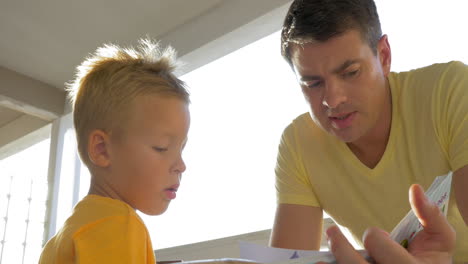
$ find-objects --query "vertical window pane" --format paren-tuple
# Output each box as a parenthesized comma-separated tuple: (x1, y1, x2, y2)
(0, 138, 50, 264)
(79, 164, 91, 201)
(54, 128, 79, 233)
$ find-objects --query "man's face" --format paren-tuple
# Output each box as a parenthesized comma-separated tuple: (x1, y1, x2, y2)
(290, 30, 391, 143)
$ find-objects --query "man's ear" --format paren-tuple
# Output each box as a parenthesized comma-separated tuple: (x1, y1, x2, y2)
(377, 34, 392, 76)
(87, 129, 112, 168)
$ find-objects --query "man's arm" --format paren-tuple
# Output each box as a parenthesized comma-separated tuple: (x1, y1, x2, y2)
(269, 204, 323, 250)
(454, 165, 468, 225)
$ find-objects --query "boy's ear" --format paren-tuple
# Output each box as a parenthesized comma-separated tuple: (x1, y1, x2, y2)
(87, 129, 112, 168)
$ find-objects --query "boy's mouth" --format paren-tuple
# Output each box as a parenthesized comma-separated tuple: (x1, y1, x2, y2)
(165, 184, 179, 200)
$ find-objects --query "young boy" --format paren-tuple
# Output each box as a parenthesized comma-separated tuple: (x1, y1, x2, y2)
(39, 39, 190, 263)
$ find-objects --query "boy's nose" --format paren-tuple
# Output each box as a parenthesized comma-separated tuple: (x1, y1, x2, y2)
(174, 157, 186, 174)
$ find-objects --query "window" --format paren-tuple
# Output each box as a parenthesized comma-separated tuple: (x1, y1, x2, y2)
(377, 0, 468, 69)
(0, 137, 51, 264)
(142, 31, 308, 249)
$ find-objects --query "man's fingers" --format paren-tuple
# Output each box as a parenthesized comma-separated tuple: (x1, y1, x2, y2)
(409, 184, 455, 237)
(326, 226, 365, 264)
(409, 184, 442, 229)
(363, 227, 414, 264)
(409, 184, 456, 250)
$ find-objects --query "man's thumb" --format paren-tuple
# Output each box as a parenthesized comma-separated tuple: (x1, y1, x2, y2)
(409, 184, 455, 243)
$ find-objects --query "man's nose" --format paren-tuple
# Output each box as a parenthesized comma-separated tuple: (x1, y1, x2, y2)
(322, 81, 347, 109)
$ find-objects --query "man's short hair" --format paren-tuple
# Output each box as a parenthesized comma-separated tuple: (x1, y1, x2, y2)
(281, 0, 382, 67)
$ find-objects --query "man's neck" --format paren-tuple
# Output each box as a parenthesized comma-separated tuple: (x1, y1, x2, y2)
(347, 81, 393, 169)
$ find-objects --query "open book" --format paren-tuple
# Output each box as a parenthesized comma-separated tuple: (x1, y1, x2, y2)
(238, 172, 453, 264)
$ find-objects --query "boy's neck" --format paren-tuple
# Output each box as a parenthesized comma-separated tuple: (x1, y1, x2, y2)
(88, 174, 126, 203)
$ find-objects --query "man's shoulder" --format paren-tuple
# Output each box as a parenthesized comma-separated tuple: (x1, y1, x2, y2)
(408, 61, 468, 95)
(391, 61, 466, 80)
(389, 61, 467, 105)
(282, 112, 323, 141)
(419, 61, 466, 76)
(284, 112, 316, 132)
(281, 112, 334, 153)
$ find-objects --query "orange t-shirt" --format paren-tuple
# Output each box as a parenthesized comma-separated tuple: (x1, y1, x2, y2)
(39, 195, 155, 263)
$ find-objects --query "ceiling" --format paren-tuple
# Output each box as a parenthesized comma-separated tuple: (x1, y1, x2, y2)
(0, 0, 292, 158)
(1, 0, 224, 89)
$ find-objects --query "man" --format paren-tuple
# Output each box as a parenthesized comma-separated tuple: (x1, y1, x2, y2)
(269, 0, 468, 263)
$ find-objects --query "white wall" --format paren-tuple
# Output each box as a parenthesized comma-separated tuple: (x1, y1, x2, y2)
(154, 219, 336, 262)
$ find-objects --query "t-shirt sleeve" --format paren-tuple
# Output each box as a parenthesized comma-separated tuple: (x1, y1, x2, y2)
(275, 123, 321, 207)
(433, 61, 468, 171)
(73, 215, 153, 263)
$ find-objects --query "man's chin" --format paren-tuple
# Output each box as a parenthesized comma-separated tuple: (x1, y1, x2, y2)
(332, 130, 360, 143)
(316, 119, 361, 142)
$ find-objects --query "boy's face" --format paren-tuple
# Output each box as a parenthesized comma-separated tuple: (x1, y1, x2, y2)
(290, 30, 391, 144)
(107, 95, 190, 215)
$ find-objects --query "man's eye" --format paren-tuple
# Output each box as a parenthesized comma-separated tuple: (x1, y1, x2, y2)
(343, 70, 359, 78)
(306, 81, 322, 88)
(153, 147, 168, 152)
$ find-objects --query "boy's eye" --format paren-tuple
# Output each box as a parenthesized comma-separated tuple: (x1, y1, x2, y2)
(153, 147, 168, 152)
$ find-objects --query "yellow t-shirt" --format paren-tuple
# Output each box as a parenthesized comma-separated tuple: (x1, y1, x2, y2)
(39, 195, 156, 264)
(275, 61, 468, 262)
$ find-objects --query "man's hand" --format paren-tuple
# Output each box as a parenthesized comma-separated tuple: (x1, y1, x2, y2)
(321, 184, 456, 264)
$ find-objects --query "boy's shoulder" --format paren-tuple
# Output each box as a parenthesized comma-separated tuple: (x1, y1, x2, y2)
(40, 197, 151, 263)
(59, 195, 142, 236)
(72, 195, 138, 223)
(40, 195, 143, 262)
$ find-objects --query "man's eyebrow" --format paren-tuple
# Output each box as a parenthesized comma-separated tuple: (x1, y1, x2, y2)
(299, 75, 322, 82)
(299, 59, 360, 82)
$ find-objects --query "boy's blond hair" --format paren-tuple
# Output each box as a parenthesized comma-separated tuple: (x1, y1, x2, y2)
(66, 38, 189, 167)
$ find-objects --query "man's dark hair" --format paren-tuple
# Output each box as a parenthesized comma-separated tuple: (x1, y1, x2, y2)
(281, 0, 382, 67)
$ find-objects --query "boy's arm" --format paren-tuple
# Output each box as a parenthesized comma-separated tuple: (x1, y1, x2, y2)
(454, 165, 468, 225)
(269, 204, 323, 250)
